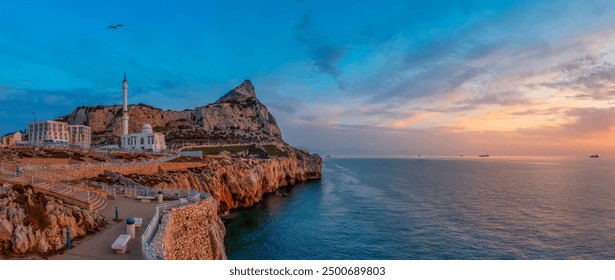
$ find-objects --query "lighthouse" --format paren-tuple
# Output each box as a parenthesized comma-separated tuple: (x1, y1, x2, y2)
(121, 73, 129, 147)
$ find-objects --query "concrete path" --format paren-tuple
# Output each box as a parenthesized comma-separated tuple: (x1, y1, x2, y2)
(50, 195, 162, 260)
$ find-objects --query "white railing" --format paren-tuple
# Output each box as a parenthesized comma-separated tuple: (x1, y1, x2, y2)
(141, 191, 211, 260)
(0, 167, 93, 203)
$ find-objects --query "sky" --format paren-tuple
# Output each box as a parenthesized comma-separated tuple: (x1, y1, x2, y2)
(3, 0, 615, 155)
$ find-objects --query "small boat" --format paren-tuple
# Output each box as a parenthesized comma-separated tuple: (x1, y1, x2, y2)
(590, 154, 599, 158)
(326, 155, 331, 158)
(478, 154, 489, 158)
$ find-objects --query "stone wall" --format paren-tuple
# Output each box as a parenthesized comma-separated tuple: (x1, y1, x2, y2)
(149, 198, 226, 260)
(15, 158, 71, 165)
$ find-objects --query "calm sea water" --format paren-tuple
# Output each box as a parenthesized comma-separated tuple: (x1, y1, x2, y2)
(224, 157, 615, 259)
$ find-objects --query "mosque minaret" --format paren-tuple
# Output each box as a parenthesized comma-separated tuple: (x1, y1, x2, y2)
(120, 73, 167, 152)
(122, 73, 129, 137)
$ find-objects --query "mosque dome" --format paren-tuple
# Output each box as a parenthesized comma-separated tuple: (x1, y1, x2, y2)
(142, 123, 153, 133)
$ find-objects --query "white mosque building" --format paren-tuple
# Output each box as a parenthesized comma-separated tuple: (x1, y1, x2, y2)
(120, 74, 167, 152)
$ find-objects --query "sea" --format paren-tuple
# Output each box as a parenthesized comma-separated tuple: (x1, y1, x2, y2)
(224, 156, 615, 259)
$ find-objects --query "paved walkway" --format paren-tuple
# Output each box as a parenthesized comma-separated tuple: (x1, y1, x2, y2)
(50, 195, 162, 260)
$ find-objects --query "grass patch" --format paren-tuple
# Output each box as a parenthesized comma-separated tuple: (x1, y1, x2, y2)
(189, 145, 254, 155)
(188, 144, 289, 158)
(263, 145, 288, 157)
(154, 125, 172, 133)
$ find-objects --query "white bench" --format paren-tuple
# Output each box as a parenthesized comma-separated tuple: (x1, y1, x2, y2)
(111, 234, 131, 254)
(136, 196, 155, 203)
(133, 217, 143, 231)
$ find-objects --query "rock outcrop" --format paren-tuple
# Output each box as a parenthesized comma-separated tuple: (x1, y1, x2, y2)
(0, 185, 107, 257)
(51, 79, 322, 260)
(58, 80, 283, 148)
(123, 151, 322, 212)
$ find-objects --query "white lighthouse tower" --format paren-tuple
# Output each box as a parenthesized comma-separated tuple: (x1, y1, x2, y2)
(121, 73, 129, 148)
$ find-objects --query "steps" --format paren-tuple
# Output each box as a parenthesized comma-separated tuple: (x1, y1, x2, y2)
(3, 161, 112, 213)
(89, 192, 108, 212)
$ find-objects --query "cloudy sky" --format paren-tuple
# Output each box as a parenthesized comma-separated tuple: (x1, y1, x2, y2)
(3, 0, 615, 155)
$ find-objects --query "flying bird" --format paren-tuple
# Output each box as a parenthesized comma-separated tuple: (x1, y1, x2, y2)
(106, 24, 123, 29)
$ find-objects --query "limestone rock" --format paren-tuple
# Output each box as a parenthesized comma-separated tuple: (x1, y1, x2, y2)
(124, 151, 322, 212)
(0, 185, 107, 257)
(12, 225, 29, 254)
(58, 80, 283, 147)
(157, 165, 166, 175)
(0, 219, 13, 246)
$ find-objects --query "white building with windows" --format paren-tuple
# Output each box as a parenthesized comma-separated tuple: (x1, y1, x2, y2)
(123, 124, 166, 152)
(68, 125, 91, 149)
(28, 121, 92, 149)
(119, 74, 167, 152)
(28, 121, 70, 146)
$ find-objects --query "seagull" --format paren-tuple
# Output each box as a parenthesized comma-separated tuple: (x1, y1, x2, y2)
(107, 24, 123, 29)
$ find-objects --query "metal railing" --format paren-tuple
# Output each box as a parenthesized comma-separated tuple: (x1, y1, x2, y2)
(140, 191, 211, 260)
(0, 166, 93, 204)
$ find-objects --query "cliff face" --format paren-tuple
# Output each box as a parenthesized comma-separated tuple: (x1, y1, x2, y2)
(125, 153, 322, 212)
(0, 184, 107, 257)
(195, 85, 282, 141)
(59, 80, 283, 147)
(56, 79, 321, 260)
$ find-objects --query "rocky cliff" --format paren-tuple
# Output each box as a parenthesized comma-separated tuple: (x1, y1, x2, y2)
(55, 79, 321, 260)
(0, 184, 107, 257)
(122, 152, 322, 212)
(58, 80, 283, 148)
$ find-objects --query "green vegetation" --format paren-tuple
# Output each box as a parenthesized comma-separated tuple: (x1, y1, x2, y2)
(263, 145, 288, 157)
(154, 125, 172, 133)
(189, 145, 254, 155)
(188, 144, 288, 158)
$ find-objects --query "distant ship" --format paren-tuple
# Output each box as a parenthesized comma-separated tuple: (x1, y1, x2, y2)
(590, 154, 599, 158)
(478, 154, 489, 158)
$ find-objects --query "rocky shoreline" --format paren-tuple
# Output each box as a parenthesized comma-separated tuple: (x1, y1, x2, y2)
(0, 149, 321, 259)
(0, 79, 322, 259)
(124, 153, 322, 212)
(115, 152, 321, 259)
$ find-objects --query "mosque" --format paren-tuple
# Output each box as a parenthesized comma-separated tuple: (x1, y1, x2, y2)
(120, 74, 167, 152)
